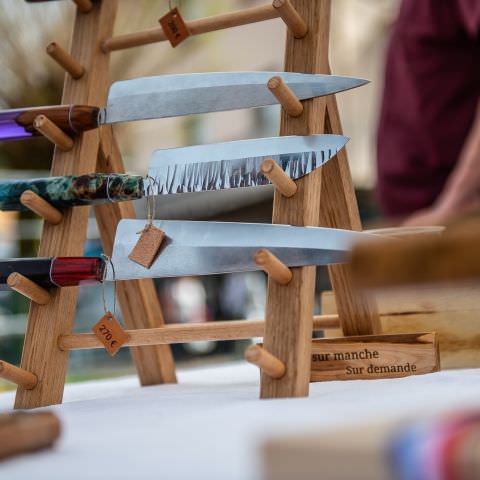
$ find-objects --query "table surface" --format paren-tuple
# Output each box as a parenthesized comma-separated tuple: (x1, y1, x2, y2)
(1, 363, 480, 480)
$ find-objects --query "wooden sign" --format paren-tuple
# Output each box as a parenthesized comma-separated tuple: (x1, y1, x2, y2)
(310, 333, 439, 382)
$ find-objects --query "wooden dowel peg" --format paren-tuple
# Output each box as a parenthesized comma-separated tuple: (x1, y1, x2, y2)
(261, 158, 298, 198)
(0, 360, 37, 390)
(7, 273, 52, 305)
(245, 345, 286, 379)
(72, 0, 93, 13)
(46, 42, 85, 79)
(272, 0, 308, 38)
(33, 114, 74, 152)
(20, 190, 63, 225)
(0, 412, 61, 460)
(268, 76, 304, 117)
(255, 249, 293, 285)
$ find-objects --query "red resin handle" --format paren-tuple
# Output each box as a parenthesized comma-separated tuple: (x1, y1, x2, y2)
(50, 257, 105, 287)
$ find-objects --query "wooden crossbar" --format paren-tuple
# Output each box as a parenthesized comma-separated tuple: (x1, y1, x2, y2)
(59, 315, 340, 351)
(102, 0, 305, 52)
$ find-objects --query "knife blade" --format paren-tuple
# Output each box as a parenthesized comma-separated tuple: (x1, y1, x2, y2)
(109, 220, 373, 280)
(0, 222, 373, 289)
(0, 72, 367, 141)
(0, 134, 346, 210)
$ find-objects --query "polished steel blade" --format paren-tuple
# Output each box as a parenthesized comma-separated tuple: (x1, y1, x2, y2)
(147, 134, 348, 194)
(109, 220, 373, 280)
(101, 72, 368, 124)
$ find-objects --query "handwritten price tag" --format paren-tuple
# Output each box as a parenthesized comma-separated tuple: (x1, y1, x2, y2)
(92, 312, 129, 356)
(159, 7, 191, 47)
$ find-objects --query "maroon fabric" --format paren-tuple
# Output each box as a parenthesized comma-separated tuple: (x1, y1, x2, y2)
(377, 0, 480, 217)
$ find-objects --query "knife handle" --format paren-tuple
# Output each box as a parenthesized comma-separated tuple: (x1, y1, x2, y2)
(51, 257, 105, 287)
(0, 174, 145, 211)
(0, 257, 105, 290)
(0, 105, 99, 141)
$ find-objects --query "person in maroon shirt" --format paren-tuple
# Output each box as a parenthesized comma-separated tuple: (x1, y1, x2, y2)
(377, 0, 480, 225)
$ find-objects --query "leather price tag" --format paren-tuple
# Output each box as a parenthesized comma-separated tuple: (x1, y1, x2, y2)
(92, 312, 129, 356)
(159, 7, 190, 47)
(128, 224, 165, 269)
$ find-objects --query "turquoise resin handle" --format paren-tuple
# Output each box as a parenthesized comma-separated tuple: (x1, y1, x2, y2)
(0, 174, 145, 211)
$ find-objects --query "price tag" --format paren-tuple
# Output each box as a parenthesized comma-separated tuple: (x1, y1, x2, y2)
(128, 224, 165, 269)
(159, 7, 190, 47)
(92, 312, 129, 356)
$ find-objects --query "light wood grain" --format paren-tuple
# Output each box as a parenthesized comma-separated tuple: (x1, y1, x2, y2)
(321, 86, 380, 336)
(267, 76, 304, 118)
(0, 360, 37, 390)
(15, 1, 119, 410)
(365, 226, 445, 239)
(255, 249, 293, 285)
(102, 3, 279, 52)
(261, 0, 330, 399)
(350, 225, 480, 288)
(273, 0, 308, 38)
(310, 332, 439, 381)
(322, 287, 480, 369)
(94, 128, 177, 385)
(58, 315, 340, 351)
(46, 42, 85, 79)
(261, 158, 298, 197)
(245, 345, 286, 379)
(33, 114, 74, 151)
(0, 412, 61, 460)
(20, 190, 63, 225)
(7, 273, 51, 306)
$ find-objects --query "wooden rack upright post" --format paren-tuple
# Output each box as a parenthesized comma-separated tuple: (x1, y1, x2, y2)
(260, 0, 380, 398)
(14, 0, 176, 410)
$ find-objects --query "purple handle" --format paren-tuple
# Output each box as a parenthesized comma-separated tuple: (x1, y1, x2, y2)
(0, 109, 35, 141)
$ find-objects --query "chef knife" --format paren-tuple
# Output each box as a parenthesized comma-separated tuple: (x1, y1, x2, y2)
(0, 221, 373, 289)
(0, 72, 367, 141)
(0, 134, 346, 210)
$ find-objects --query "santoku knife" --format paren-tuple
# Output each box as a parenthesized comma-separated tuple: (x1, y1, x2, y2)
(0, 221, 373, 289)
(0, 72, 367, 141)
(0, 134, 347, 210)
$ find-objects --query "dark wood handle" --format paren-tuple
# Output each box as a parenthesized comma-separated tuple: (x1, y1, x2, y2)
(16, 105, 99, 135)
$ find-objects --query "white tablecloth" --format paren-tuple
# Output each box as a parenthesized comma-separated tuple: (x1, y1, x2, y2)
(1, 363, 480, 480)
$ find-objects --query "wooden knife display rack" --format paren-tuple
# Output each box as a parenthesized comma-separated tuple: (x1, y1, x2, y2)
(1, 0, 396, 409)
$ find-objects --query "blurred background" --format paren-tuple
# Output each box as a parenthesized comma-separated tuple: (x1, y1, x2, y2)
(0, 0, 399, 390)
